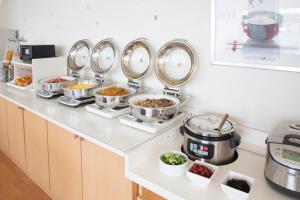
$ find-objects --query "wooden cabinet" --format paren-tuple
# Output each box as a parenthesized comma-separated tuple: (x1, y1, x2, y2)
(47, 121, 82, 200)
(81, 140, 134, 200)
(3, 100, 156, 200)
(24, 110, 50, 192)
(137, 187, 165, 200)
(6, 101, 26, 168)
(0, 97, 8, 154)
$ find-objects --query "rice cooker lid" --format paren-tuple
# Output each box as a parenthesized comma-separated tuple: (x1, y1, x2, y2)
(267, 123, 300, 144)
(90, 38, 116, 76)
(184, 114, 234, 138)
(68, 39, 93, 73)
(121, 38, 152, 81)
(155, 39, 196, 88)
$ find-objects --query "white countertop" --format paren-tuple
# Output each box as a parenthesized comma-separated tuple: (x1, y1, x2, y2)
(1, 82, 297, 200)
(126, 129, 297, 200)
(0, 83, 159, 156)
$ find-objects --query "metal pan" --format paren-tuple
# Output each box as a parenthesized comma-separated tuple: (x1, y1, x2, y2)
(90, 85, 137, 109)
(38, 76, 76, 93)
(128, 94, 181, 123)
(62, 79, 98, 99)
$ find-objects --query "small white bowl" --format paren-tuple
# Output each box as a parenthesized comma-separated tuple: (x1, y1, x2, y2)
(221, 171, 255, 200)
(159, 151, 188, 177)
(186, 160, 218, 187)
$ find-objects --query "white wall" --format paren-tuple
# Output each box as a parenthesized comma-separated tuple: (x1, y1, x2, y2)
(0, 0, 300, 132)
(0, 0, 6, 28)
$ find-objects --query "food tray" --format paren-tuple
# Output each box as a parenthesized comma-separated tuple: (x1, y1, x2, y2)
(7, 81, 33, 91)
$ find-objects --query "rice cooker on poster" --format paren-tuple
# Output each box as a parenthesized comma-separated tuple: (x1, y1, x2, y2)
(242, 11, 283, 41)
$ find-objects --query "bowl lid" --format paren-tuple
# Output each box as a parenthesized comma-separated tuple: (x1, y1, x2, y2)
(68, 39, 92, 73)
(91, 39, 116, 76)
(155, 39, 196, 88)
(185, 114, 234, 137)
(121, 38, 152, 81)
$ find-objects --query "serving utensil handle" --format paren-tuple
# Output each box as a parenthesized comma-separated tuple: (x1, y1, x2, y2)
(217, 113, 229, 131)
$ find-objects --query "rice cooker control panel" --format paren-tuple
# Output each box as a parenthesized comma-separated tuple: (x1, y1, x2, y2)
(187, 138, 214, 159)
(269, 143, 300, 170)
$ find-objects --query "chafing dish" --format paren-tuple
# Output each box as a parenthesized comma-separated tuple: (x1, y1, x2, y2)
(128, 39, 196, 123)
(62, 79, 98, 99)
(38, 76, 76, 93)
(128, 94, 181, 123)
(90, 85, 137, 109)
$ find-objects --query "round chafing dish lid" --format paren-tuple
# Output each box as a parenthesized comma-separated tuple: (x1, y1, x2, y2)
(185, 114, 234, 137)
(91, 39, 116, 76)
(121, 38, 152, 81)
(68, 39, 92, 72)
(155, 39, 196, 88)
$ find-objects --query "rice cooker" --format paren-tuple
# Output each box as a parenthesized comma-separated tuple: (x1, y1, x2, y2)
(180, 114, 241, 165)
(265, 123, 300, 197)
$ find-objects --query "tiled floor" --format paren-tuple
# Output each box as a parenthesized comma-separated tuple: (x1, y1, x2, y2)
(0, 151, 51, 200)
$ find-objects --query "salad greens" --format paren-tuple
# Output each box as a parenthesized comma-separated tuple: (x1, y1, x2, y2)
(161, 152, 187, 165)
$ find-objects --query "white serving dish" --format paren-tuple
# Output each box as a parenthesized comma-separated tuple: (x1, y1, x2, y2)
(221, 171, 255, 200)
(159, 151, 188, 177)
(186, 160, 218, 187)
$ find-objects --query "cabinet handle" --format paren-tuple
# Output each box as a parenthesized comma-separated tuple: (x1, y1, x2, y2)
(17, 106, 24, 110)
(79, 137, 84, 141)
(74, 135, 79, 139)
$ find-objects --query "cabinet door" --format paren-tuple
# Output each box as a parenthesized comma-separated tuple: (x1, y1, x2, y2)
(0, 97, 8, 154)
(47, 122, 82, 200)
(6, 101, 26, 168)
(82, 140, 133, 200)
(139, 187, 165, 200)
(24, 110, 50, 192)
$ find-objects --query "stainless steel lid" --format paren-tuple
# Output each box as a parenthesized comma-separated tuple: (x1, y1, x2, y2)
(184, 114, 234, 137)
(155, 39, 196, 88)
(91, 39, 116, 77)
(68, 39, 92, 73)
(121, 38, 152, 81)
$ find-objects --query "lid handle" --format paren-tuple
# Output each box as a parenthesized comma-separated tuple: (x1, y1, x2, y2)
(71, 71, 80, 78)
(127, 80, 141, 90)
(230, 132, 241, 148)
(134, 37, 148, 42)
(94, 74, 105, 85)
(179, 125, 185, 136)
(171, 38, 188, 43)
(283, 134, 300, 148)
(290, 124, 300, 131)
(163, 87, 181, 98)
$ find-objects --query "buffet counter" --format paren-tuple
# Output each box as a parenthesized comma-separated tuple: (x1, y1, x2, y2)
(0, 82, 296, 200)
(0, 82, 157, 156)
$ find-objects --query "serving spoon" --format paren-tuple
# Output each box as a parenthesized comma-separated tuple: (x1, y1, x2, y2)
(215, 113, 229, 133)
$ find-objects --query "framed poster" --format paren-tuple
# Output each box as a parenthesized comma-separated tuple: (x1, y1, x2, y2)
(211, 0, 300, 72)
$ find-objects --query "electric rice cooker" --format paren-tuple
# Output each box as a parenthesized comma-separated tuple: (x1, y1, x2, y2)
(265, 123, 300, 197)
(180, 114, 241, 165)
